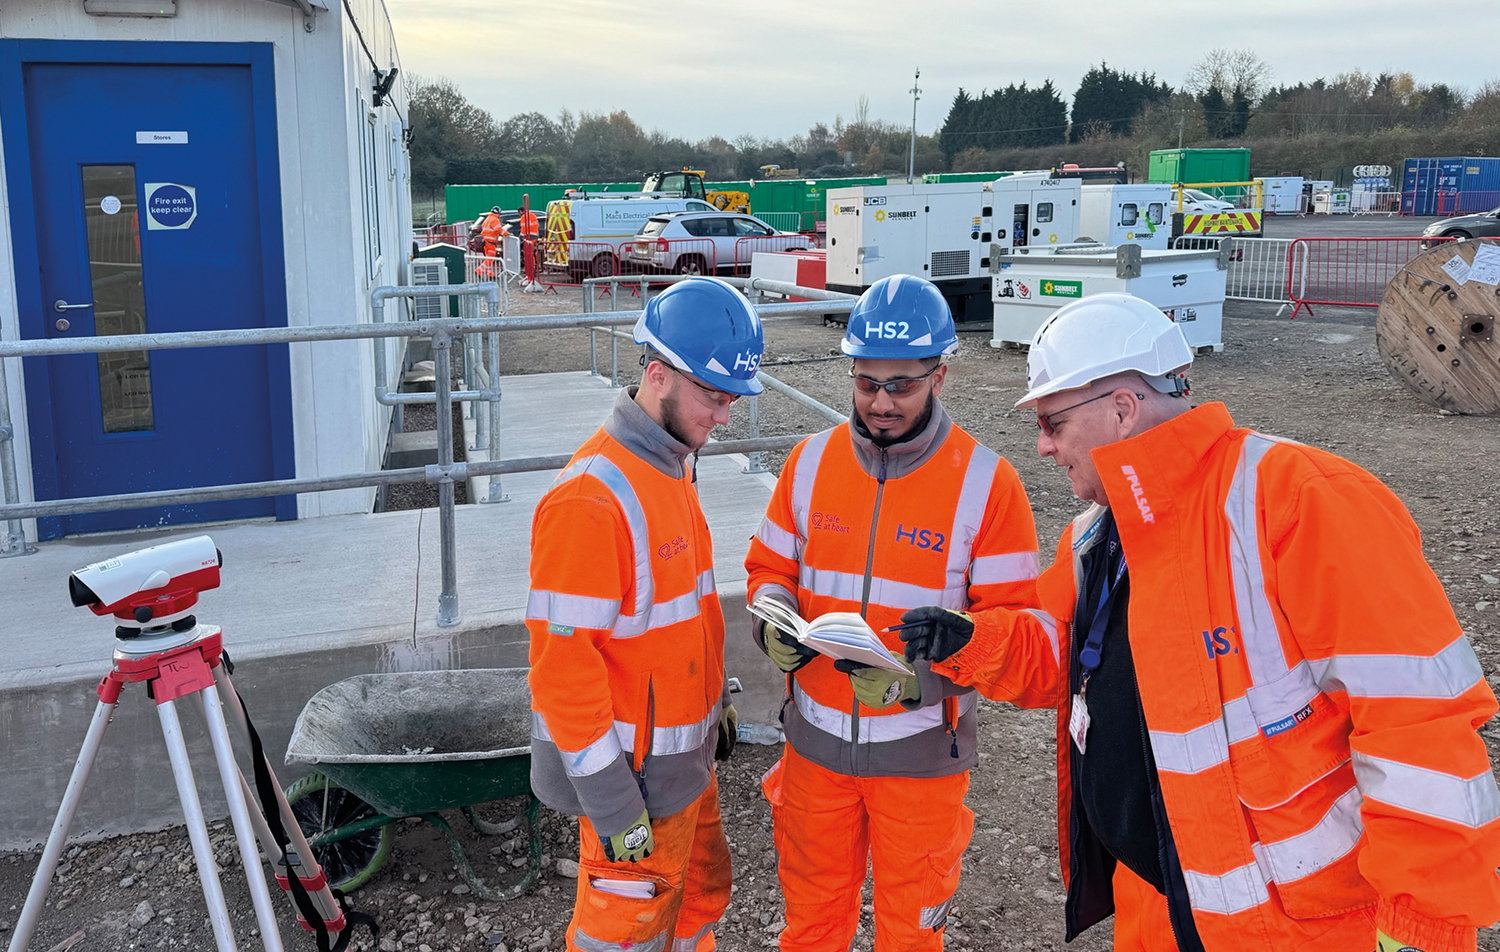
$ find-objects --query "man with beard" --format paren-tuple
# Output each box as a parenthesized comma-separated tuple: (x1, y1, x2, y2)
(527, 277, 764, 952)
(744, 274, 1051, 951)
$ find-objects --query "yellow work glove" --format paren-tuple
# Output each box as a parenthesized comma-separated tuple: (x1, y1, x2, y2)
(763, 620, 817, 673)
(1376, 930, 1426, 952)
(599, 808, 654, 863)
(834, 659, 920, 708)
(715, 703, 738, 761)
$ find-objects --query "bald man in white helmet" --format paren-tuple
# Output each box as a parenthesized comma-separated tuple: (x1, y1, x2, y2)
(892, 293, 1500, 952)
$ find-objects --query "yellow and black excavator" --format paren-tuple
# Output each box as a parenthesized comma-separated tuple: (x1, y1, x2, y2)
(641, 168, 750, 214)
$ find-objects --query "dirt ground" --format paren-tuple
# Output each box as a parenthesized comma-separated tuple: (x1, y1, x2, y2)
(6, 225, 1500, 951)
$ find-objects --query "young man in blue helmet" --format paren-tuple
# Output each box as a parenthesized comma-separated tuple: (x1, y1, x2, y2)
(528, 277, 764, 951)
(744, 274, 1052, 950)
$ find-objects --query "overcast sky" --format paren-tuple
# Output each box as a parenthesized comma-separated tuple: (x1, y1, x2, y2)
(385, 0, 1500, 142)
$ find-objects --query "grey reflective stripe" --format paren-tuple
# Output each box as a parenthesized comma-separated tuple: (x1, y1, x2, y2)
(526, 589, 620, 631)
(793, 682, 976, 743)
(555, 454, 653, 632)
(945, 445, 999, 583)
(969, 551, 1041, 586)
(1150, 719, 1230, 774)
(1311, 635, 1485, 699)
(671, 921, 715, 951)
(1223, 694, 1258, 745)
(790, 429, 833, 541)
(1024, 608, 1060, 661)
(800, 565, 965, 611)
(1256, 785, 1364, 884)
(617, 704, 722, 757)
(1225, 435, 1325, 732)
(615, 570, 716, 639)
(574, 928, 668, 952)
(754, 515, 800, 561)
(919, 894, 954, 929)
(532, 712, 624, 778)
(1182, 856, 1271, 916)
(1352, 750, 1500, 829)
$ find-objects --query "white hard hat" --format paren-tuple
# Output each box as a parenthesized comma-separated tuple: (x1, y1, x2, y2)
(1016, 293, 1192, 408)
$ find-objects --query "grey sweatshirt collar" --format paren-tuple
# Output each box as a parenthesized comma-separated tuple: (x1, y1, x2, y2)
(603, 387, 694, 479)
(847, 398, 953, 479)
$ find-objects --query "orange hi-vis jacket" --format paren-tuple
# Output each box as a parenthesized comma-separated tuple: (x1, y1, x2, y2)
(745, 404, 1053, 778)
(940, 403, 1500, 951)
(480, 212, 504, 250)
(527, 391, 727, 838)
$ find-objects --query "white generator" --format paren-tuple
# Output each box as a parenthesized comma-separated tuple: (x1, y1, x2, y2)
(824, 174, 1081, 322)
(1257, 176, 1305, 214)
(1078, 183, 1172, 249)
(989, 243, 1230, 351)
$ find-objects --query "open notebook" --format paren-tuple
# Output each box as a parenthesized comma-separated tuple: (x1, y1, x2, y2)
(749, 595, 913, 674)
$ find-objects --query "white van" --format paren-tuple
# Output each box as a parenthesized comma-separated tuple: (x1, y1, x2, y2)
(544, 193, 716, 277)
(1078, 183, 1172, 249)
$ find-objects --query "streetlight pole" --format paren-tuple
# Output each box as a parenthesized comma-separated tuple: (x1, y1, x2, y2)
(908, 68, 921, 184)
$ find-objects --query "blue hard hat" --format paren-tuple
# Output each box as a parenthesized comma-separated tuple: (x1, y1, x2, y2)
(633, 277, 765, 396)
(841, 275, 958, 360)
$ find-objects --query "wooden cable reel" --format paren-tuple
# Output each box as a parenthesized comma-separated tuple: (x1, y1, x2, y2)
(1377, 240, 1500, 414)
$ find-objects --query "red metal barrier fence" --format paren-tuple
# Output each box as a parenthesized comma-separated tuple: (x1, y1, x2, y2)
(1435, 190, 1500, 216)
(1284, 236, 1453, 318)
(731, 235, 815, 276)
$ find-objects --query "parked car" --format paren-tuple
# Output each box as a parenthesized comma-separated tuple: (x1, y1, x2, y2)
(1422, 206, 1500, 247)
(1172, 187, 1236, 214)
(626, 211, 809, 274)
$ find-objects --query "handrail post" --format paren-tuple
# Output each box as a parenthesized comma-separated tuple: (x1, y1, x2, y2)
(485, 327, 507, 504)
(431, 325, 460, 628)
(0, 355, 35, 556)
(743, 394, 766, 474)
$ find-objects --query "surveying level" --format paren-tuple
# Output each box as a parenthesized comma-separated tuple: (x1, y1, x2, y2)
(8, 536, 372, 952)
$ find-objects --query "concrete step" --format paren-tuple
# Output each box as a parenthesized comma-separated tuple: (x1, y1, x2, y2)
(387, 429, 439, 470)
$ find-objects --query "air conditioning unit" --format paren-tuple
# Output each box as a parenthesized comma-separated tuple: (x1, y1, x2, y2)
(409, 258, 448, 320)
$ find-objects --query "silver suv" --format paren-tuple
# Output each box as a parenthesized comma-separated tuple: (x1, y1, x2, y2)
(626, 212, 808, 274)
(1422, 206, 1500, 246)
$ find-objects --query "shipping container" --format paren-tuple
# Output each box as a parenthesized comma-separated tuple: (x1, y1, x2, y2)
(922, 171, 1015, 184)
(1400, 157, 1500, 216)
(1147, 149, 1251, 191)
(445, 182, 636, 225)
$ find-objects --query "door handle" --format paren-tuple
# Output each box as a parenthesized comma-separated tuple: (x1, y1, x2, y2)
(54, 299, 93, 312)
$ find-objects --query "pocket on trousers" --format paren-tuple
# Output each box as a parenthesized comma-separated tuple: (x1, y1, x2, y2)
(573, 859, 684, 949)
(760, 756, 786, 808)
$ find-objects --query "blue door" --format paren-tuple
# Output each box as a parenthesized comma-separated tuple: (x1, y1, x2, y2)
(1, 42, 294, 538)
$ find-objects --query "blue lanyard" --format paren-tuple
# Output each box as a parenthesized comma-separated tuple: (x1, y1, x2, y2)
(1079, 535, 1127, 679)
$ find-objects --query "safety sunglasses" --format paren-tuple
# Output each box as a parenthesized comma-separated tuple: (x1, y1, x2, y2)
(1036, 388, 1143, 436)
(667, 364, 741, 407)
(848, 364, 940, 397)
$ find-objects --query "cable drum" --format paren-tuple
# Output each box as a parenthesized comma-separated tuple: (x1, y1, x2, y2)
(1376, 240, 1500, 414)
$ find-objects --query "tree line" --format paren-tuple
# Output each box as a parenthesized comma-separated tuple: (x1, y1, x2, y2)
(407, 52, 1500, 206)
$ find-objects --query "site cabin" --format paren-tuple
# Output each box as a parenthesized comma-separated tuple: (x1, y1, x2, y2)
(0, 0, 413, 542)
(1077, 183, 1172, 249)
(823, 174, 1081, 323)
(544, 193, 715, 278)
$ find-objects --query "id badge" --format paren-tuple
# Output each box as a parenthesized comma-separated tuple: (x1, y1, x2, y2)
(1068, 694, 1091, 754)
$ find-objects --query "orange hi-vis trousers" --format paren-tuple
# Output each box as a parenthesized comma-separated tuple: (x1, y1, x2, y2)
(764, 746, 972, 952)
(568, 773, 731, 952)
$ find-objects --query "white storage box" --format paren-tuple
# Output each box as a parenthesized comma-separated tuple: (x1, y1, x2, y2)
(989, 243, 1229, 351)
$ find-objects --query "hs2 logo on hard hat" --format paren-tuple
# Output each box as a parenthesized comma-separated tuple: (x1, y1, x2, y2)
(733, 350, 762, 374)
(864, 320, 910, 340)
(1120, 465, 1154, 523)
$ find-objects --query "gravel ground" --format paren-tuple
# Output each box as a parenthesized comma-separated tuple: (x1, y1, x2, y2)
(5, 262, 1500, 950)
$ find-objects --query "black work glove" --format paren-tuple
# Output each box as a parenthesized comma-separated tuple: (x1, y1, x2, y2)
(898, 607, 975, 663)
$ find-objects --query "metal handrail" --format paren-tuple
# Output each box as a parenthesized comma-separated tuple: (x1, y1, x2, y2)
(0, 287, 850, 628)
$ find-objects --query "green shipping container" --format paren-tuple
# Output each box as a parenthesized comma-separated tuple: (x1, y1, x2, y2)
(445, 182, 637, 225)
(1147, 149, 1251, 189)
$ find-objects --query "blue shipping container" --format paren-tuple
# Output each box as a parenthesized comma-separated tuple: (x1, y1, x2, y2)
(1402, 156, 1500, 215)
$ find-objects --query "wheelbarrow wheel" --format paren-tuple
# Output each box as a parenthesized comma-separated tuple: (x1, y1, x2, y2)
(284, 773, 394, 892)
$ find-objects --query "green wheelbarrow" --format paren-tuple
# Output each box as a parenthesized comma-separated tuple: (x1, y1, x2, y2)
(283, 668, 542, 900)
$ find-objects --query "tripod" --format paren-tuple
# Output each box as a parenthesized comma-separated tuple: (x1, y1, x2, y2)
(7, 621, 353, 952)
